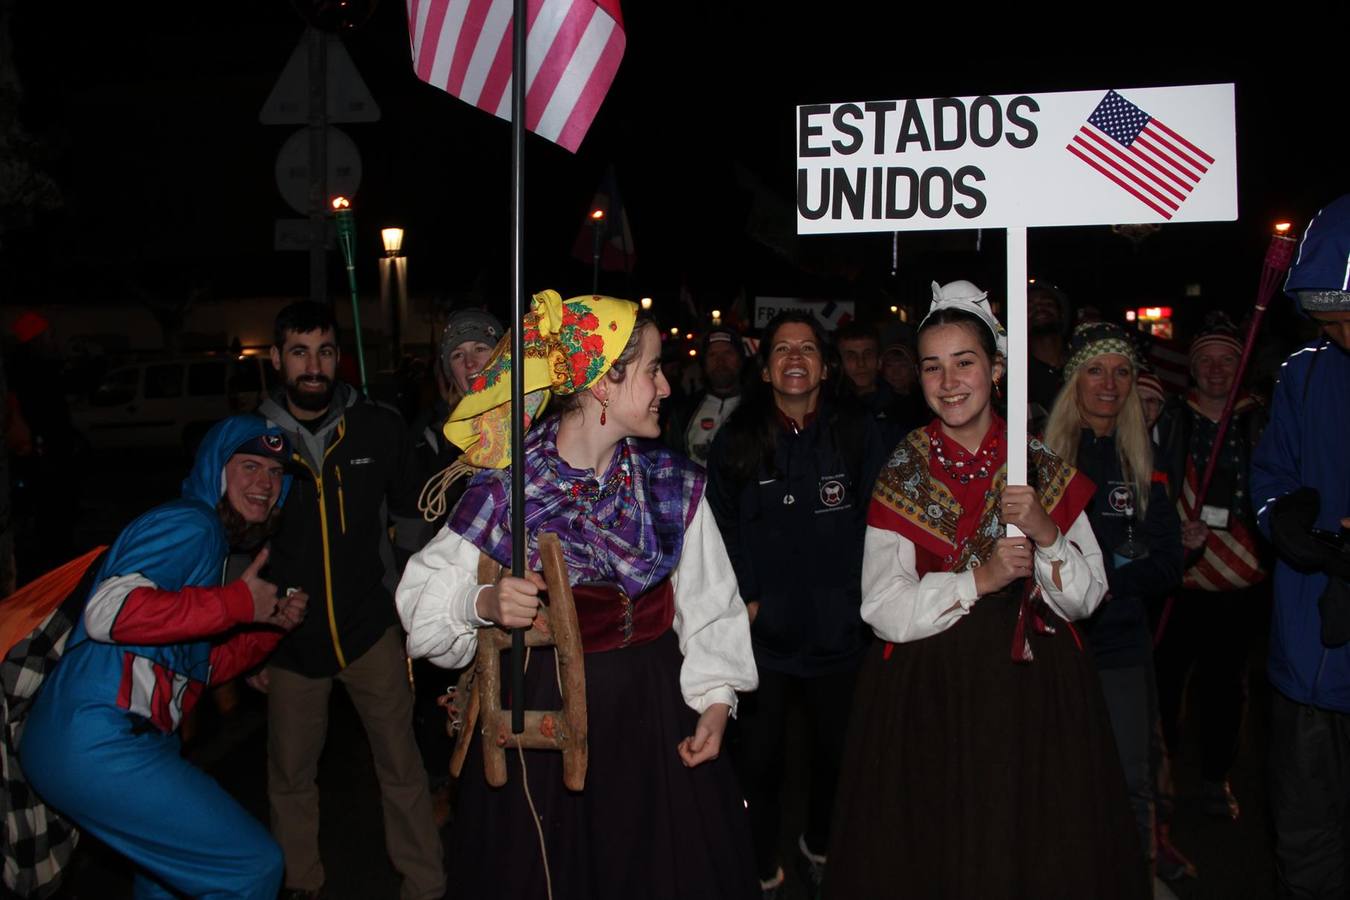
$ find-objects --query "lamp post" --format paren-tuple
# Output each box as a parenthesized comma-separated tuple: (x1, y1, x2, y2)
(331, 195, 369, 396)
(379, 226, 407, 368)
(590, 208, 605, 294)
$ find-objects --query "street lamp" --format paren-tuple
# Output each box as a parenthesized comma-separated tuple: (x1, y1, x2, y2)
(590, 208, 605, 294)
(711, 308, 722, 326)
(640, 296, 652, 310)
(379, 227, 408, 366)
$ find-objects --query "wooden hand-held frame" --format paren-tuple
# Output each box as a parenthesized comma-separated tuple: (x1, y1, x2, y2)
(447, 532, 589, 790)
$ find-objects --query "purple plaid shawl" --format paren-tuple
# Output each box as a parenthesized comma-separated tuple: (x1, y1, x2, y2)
(447, 417, 704, 598)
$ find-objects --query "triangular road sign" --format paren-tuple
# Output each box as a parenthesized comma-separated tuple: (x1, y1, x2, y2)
(260, 30, 381, 125)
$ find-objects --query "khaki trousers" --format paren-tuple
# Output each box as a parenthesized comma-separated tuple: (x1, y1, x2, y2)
(267, 627, 444, 899)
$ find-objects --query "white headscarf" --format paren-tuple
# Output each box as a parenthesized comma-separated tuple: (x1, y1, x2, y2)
(921, 280, 1008, 357)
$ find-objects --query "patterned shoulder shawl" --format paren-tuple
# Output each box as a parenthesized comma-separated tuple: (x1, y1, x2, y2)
(447, 417, 704, 599)
(868, 426, 1095, 574)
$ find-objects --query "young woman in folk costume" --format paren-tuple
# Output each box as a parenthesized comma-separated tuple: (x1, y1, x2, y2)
(396, 291, 759, 900)
(825, 281, 1148, 899)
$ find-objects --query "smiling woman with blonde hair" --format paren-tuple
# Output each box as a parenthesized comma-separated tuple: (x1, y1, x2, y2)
(1044, 322, 1183, 889)
(1044, 324, 1155, 519)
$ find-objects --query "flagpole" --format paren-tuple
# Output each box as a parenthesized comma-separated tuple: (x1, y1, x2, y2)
(508, 0, 527, 735)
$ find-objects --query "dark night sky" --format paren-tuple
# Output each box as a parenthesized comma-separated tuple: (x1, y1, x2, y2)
(4, 3, 1347, 338)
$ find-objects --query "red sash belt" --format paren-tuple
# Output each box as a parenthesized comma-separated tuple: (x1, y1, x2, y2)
(562, 579, 674, 654)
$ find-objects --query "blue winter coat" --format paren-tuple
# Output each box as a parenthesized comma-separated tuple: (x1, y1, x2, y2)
(1251, 339, 1350, 712)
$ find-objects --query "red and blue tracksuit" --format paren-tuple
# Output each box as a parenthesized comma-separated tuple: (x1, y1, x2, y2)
(21, 415, 290, 900)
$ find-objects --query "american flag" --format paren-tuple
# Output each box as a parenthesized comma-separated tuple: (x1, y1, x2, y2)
(1066, 90, 1214, 220)
(407, 0, 625, 154)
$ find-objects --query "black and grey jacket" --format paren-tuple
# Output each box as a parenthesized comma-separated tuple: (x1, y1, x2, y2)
(258, 383, 411, 677)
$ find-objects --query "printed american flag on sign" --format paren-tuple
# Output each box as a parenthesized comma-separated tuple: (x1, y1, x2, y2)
(1066, 90, 1214, 220)
(407, 0, 625, 154)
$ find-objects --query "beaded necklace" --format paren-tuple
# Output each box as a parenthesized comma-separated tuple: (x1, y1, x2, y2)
(565, 441, 634, 526)
(930, 431, 998, 485)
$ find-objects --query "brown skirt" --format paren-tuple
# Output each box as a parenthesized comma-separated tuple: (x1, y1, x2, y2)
(826, 592, 1148, 899)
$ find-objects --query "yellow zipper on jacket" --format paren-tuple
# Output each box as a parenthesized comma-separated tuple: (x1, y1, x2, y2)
(292, 418, 348, 669)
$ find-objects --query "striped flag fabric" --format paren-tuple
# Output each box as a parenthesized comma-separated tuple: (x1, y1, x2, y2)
(1177, 455, 1265, 591)
(1066, 90, 1214, 221)
(407, 0, 625, 153)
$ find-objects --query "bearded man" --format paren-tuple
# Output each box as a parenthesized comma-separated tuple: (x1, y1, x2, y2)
(256, 301, 444, 900)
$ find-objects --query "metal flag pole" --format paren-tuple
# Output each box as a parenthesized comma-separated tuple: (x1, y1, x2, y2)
(508, 0, 527, 735)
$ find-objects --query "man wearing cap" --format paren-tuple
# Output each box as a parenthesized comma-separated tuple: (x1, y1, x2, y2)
(19, 415, 305, 899)
(1252, 195, 1350, 897)
(256, 301, 444, 900)
(1154, 313, 1268, 822)
(664, 325, 744, 466)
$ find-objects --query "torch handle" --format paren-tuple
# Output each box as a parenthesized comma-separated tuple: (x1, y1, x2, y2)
(1190, 235, 1296, 517)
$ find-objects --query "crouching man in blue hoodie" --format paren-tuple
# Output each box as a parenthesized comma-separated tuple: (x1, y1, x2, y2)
(20, 415, 309, 900)
(1252, 195, 1350, 899)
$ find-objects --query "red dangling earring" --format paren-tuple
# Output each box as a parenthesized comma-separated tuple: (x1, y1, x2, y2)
(600, 399, 608, 426)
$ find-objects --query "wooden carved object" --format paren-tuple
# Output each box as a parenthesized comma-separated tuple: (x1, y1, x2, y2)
(446, 532, 589, 791)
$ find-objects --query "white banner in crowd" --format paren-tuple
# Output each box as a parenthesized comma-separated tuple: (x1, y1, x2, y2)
(796, 83, 1236, 233)
(753, 296, 856, 329)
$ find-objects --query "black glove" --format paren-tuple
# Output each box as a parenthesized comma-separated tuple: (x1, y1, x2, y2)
(1319, 576, 1350, 648)
(1271, 488, 1333, 572)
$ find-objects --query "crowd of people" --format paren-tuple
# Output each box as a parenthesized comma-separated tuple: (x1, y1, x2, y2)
(1, 195, 1349, 900)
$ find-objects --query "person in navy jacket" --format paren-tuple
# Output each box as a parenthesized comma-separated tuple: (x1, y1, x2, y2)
(1252, 195, 1350, 897)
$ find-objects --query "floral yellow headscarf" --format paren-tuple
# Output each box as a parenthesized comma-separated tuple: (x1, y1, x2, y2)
(443, 289, 638, 469)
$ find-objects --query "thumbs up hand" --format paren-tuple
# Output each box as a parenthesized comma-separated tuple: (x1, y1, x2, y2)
(241, 547, 308, 631)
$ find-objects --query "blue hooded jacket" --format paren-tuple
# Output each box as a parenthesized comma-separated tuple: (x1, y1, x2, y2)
(39, 415, 290, 719)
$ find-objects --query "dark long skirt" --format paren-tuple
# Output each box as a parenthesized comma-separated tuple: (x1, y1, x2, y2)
(826, 592, 1148, 899)
(448, 629, 758, 900)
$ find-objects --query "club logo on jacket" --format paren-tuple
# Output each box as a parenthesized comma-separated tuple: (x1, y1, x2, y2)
(819, 477, 847, 510)
(1108, 483, 1134, 516)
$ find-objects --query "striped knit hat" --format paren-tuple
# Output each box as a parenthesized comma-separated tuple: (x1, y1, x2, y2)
(1135, 370, 1165, 404)
(1189, 314, 1241, 361)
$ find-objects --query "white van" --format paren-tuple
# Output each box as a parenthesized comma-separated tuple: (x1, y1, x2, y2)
(72, 354, 277, 451)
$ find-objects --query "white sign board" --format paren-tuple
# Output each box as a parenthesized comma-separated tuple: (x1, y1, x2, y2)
(754, 296, 856, 330)
(796, 84, 1236, 233)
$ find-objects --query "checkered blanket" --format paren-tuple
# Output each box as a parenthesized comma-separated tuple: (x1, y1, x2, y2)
(1, 552, 103, 897)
